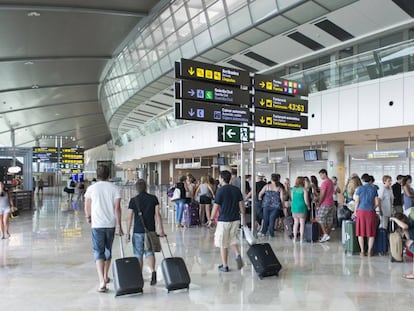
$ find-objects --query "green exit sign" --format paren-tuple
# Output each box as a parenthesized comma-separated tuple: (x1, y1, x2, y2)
(219, 125, 250, 143)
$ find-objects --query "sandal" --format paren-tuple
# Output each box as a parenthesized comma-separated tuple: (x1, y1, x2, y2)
(105, 277, 111, 284)
(97, 286, 108, 293)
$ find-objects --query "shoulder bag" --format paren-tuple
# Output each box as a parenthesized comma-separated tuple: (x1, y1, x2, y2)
(134, 197, 161, 252)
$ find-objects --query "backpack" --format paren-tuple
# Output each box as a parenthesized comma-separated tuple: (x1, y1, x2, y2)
(167, 187, 175, 198)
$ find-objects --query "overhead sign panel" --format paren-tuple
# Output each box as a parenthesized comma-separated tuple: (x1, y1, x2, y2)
(220, 125, 250, 143)
(254, 74, 308, 96)
(176, 80, 250, 106)
(254, 91, 308, 114)
(175, 100, 250, 125)
(32, 147, 59, 163)
(255, 108, 308, 130)
(175, 58, 251, 87)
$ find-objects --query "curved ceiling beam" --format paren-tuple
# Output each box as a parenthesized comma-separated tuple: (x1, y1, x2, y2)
(0, 4, 148, 17)
(0, 56, 111, 63)
(0, 112, 105, 134)
(0, 100, 98, 115)
(0, 82, 100, 94)
(18, 123, 109, 146)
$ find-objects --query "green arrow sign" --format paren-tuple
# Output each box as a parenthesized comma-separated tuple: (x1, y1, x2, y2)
(223, 125, 250, 143)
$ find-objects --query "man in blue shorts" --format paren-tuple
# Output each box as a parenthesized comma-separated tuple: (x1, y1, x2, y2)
(84, 165, 123, 293)
(126, 179, 165, 285)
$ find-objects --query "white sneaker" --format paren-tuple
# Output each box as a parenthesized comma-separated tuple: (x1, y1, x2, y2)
(319, 234, 329, 243)
(325, 234, 330, 241)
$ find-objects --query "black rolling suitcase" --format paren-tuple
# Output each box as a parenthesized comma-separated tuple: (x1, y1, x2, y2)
(305, 204, 319, 242)
(247, 243, 282, 279)
(161, 236, 191, 293)
(113, 236, 144, 297)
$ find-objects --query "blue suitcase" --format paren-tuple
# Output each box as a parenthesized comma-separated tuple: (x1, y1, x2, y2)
(373, 228, 388, 255)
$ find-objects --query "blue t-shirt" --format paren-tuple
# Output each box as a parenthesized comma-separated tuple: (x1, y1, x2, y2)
(355, 184, 378, 211)
(214, 184, 243, 222)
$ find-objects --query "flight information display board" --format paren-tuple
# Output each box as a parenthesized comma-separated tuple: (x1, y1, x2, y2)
(33, 147, 59, 163)
(61, 148, 84, 165)
(32, 147, 84, 166)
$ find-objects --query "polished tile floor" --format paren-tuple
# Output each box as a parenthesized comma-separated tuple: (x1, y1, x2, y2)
(1, 188, 414, 311)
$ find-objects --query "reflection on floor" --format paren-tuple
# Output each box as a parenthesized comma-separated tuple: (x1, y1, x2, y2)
(1, 188, 414, 311)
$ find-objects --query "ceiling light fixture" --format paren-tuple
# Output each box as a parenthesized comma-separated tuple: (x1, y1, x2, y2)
(27, 11, 40, 17)
(32, 84, 39, 89)
(24, 61, 34, 65)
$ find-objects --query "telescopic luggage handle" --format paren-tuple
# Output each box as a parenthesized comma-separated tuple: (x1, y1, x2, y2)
(161, 235, 173, 259)
(118, 235, 125, 258)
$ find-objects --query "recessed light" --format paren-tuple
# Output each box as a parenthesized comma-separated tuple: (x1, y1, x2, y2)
(27, 11, 40, 17)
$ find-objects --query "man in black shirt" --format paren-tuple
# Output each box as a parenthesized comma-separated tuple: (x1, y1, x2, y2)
(392, 175, 404, 214)
(208, 170, 246, 272)
(126, 179, 165, 285)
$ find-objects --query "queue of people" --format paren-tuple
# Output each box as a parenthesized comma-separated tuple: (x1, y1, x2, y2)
(78, 166, 414, 291)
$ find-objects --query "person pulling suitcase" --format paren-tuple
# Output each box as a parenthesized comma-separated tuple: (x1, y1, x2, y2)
(207, 170, 246, 272)
(126, 179, 166, 286)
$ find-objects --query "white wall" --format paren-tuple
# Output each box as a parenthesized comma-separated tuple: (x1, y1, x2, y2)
(114, 71, 414, 165)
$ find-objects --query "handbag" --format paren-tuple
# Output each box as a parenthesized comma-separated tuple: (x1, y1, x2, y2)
(144, 231, 161, 253)
(10, 206, 19, 219)
(171, 188, 181, 201)
(134, 197, 161, 252)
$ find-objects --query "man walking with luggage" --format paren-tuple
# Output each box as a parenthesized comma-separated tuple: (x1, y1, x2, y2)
(126, 179, 166, 286)
(84, 165, 123, 293)
(317, 169, 335, 242)
(207, 170, 246, 272)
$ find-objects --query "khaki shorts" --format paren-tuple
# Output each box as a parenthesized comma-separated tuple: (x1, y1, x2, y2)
(214, 220, 240, 248)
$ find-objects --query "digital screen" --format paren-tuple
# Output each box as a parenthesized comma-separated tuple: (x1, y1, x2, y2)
(303, 150, 318, 161)
(217, 157, 226, 165)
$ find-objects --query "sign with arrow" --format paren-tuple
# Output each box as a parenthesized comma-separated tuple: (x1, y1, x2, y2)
(220, 125, 250, 143)
(175, 58, 251, 87)
(254, 90, 308, 113)
(255, 108, 308, 130)
(175, 100, 251, 125)
(254, 74, 308, 96)
(175, 80, 250, 106)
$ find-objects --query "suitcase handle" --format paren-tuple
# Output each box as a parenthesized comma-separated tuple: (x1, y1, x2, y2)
(161, 235, 173, 259)
(118, 235, 125, 258)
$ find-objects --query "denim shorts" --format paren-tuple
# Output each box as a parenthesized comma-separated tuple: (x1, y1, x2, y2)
(132, 233, 154, 260)
(91, 228, 115, 261)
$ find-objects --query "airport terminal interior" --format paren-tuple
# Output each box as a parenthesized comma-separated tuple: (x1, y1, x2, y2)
(2, 187, 414, 311)
(2, 0, 414, 310)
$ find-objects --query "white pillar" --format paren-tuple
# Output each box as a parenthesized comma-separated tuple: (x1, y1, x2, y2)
(327, 141, 345, 201)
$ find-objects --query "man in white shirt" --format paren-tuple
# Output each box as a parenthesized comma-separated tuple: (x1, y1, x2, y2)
(84, 165, 123, 293)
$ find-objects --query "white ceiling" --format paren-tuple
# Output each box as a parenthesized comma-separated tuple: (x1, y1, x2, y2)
(1, 0, 414, 158)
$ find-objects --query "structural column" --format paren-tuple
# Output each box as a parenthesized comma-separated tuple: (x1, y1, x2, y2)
(327, 141, 345, 202)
